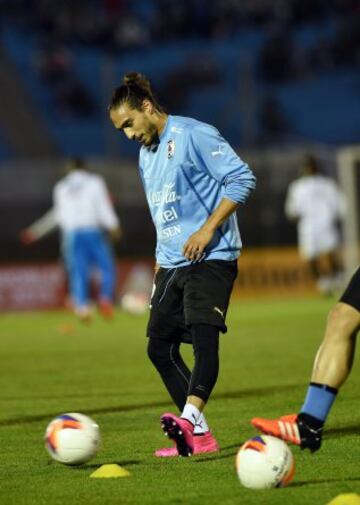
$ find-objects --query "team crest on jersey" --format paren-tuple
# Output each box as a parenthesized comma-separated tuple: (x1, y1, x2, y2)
(167, 139, 175, 159)
(171, 126, 183, 134)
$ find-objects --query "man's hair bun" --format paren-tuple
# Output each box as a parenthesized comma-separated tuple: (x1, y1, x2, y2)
(123, 72, 151, 94)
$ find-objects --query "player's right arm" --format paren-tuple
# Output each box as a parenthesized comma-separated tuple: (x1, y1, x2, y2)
(284, 182, 299, 221)
(20, 207, 57, 244)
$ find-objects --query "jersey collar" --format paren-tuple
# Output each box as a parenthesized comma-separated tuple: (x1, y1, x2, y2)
(159, 115, 172, 141)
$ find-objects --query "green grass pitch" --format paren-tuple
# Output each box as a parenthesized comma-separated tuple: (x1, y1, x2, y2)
(0, 297, 359, 505)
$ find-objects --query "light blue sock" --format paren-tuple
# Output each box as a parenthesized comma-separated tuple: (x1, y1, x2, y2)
(300, 382, 338, 422)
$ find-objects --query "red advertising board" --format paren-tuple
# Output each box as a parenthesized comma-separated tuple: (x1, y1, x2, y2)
(0, 250, 316, 312)
(0, 264, 66, 311)
(0, 260, 155, 312)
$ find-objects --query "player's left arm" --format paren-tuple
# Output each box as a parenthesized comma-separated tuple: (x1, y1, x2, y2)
(184, 125, 256, 261)
(183, 198, 239, 261)
(329, 179, 347, 220)
(95, 177, 122, 240)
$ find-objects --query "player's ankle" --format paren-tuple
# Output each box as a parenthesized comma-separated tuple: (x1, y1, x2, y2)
(181, 403, 201, 427)
(179, 417, 195, 430)
(298, 412, 324, 431)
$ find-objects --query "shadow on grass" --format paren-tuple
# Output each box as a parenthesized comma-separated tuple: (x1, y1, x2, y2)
(326, 424, 360, 438)
(219, 442, 244, 451)
(46, 459, 141, 468)
(291, 476, 360, 487)
(193, 440, 247, 463)
(71, 460, 141, 469)
(0, 383, 301, 427)
(195, 452, 238, 463)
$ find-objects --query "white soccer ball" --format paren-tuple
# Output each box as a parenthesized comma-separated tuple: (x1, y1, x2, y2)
(45, 413, 100, 465)
(236, 435, 295, 489)
(120, 292, 149, 315)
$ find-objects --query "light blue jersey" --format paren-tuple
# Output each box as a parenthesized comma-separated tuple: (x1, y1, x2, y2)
(139, 115, 256, 268)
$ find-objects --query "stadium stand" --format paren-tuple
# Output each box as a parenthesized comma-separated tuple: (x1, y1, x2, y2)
(0, 0, 359, 155)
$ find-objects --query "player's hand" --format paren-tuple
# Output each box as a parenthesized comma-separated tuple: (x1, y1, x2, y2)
(109, 227, 122, 242)
(19, 229, 36, 245)
(182, 226, 214, 262)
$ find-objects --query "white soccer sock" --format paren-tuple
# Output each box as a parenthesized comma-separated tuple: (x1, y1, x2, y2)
(181, 403, 201, 427)
(194, 413, 209, 435)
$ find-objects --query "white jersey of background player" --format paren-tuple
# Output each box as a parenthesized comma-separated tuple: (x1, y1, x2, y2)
(20, 158, 121, 320)
(285, 155, 345, 294)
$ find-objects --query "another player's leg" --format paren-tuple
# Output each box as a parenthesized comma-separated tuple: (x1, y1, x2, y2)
(69, 233, 93, 322)
(309, 255, 333, 295)
(60, 233, 75, 310)
(308, 257, 321, 283)
(252, 299, 360, 451)
(297, 302, 359, 448)
(92, 232, 116, 319)
(325, 250, 344, 291)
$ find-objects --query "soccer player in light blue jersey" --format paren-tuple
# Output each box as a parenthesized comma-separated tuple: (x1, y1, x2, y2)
(109, 72, 256, 457)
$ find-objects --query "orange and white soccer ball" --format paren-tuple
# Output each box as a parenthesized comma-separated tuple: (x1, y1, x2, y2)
(236, 435, 295, 489)
(120, 292, 150, 315)
(45, 413, 100, 465)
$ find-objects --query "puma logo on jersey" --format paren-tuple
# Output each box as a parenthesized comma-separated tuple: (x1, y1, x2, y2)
(211, 145, 224, 157)
(213, 306, 225, 318)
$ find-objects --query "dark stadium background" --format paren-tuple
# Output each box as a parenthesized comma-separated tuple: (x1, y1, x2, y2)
(0, 0, 359, 305)
(1, 4, 360, 505)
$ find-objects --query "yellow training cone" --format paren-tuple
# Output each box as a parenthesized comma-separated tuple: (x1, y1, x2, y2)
(90, 464, 130, 478)
(327, 494, 360, 505)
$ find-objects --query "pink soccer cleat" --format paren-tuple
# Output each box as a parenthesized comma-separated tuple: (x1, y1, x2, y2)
(160, 413, 194, 457)
(154, 443, 177, 458)
(155, 431, 219, 457)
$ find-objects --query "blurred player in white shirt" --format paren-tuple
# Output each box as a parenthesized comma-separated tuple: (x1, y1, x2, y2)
(285, 155, 345, 294)
(22, 158, 120, 321)
(53, 157, 120, 320)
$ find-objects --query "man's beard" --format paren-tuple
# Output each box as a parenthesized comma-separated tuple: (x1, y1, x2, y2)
(145, 130, 160, 149)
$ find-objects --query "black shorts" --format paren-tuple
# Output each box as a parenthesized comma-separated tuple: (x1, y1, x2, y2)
(147, 260, 238, 343)
(339, 266, 360, 312)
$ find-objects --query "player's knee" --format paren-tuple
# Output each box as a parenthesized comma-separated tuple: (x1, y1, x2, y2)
(147, 338, 171, 367)
(190, 324, 219, 350)
(189, 325, 220, 401)
(190, 324, 219, 369)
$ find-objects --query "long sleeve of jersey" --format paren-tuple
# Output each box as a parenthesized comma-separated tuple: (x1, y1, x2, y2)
(28, 207, 58, 239)
(189, 124, 256, 204)
(95, 178, 120, 231)
(285, 182, 299, 219)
